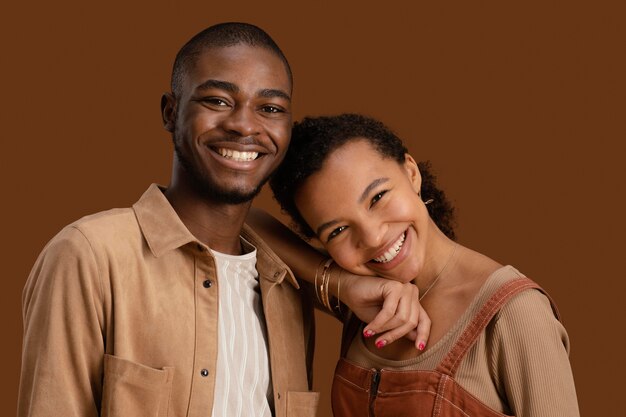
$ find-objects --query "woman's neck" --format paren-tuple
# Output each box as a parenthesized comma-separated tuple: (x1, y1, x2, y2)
(412, 222, 458, 296)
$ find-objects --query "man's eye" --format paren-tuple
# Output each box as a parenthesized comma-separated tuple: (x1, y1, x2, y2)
(327, 226, 347, 241)
(370, 190, 388, 207)
(261, 105, 283, 113)
(201, 98, 229, 107)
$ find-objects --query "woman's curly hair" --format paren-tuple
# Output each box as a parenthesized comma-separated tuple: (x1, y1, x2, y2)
(270, 113, 456, 240)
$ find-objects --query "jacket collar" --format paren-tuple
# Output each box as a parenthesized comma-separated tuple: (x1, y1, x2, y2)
(133, 184, 299, 289)
(133, 184, 197, 258)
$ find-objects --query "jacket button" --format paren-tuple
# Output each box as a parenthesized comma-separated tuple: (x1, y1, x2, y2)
(203, 280, 213, 288)
(200, 369, 209, 377)
(273, 272, 280, 278)
(277, 392, 281, 399)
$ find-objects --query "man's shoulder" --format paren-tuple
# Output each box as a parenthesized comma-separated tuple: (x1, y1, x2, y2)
(46, 206, 141, 255)
(24, 207, 141, 297)
(70, 206, 137, 234)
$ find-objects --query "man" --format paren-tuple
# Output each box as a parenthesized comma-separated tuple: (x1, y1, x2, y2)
(18, 23, 424, 417)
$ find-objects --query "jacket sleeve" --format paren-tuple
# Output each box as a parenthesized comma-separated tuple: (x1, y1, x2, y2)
(18, 225, 105, 417)
(490, 289, 580, 417)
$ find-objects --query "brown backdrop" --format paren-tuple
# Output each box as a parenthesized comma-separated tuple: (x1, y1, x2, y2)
(3, 1, 624, 416)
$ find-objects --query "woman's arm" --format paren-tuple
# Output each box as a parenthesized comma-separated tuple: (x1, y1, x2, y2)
(492, 289, 580, 416)
(247, 207, 430, 349)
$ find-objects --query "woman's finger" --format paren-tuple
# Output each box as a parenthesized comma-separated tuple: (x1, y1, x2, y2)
(414, 306, 431, 350)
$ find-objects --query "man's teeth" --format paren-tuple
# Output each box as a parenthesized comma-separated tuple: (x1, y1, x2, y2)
(372, 232, 406, 263)
(216, 148, 259, 162)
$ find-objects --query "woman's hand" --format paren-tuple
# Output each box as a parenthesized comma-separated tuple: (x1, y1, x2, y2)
(338, 271, 431, 350)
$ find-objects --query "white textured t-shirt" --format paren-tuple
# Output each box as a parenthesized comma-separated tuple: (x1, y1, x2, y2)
(211, 239, 273, 417)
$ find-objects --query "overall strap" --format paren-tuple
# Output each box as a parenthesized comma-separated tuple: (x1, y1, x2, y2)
(435, 277, 559, 377)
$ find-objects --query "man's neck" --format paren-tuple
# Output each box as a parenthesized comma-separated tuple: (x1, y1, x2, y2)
(164, 184, 252, 255)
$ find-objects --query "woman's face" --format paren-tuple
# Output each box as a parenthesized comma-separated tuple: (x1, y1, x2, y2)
(295, 139, 433, 283)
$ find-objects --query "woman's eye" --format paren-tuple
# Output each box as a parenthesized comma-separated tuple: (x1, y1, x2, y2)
(327, 226, 347, 241)
(370, 190, 388, 207)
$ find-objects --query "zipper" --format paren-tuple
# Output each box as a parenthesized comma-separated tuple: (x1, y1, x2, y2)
(369, 369, 381, 417)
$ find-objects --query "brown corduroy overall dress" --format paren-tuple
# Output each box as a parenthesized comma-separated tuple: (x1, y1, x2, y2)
(331, 278, 559, 417)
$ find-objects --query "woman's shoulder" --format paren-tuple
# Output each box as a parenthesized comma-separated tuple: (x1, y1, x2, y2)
(486, 266, 557, 315)
(468, 264, 528, 310)
(481, 266, 559, 320)
(485, 266, 569, 351)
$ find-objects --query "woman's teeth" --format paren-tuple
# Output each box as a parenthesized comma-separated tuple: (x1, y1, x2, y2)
(217, 148, 259, 162)
(372, 232, 406, 263)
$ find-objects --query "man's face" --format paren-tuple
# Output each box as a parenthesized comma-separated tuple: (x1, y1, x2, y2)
(165, 45, 292, 204)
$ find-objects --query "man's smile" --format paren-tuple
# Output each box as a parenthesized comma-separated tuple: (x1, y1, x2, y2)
(215, 148, 260, 162)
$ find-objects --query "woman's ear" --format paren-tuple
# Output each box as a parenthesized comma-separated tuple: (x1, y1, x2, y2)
(403, 154, 422, 193)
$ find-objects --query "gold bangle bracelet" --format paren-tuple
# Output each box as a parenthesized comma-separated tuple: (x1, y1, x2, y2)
(313, 258, 327, 305)
(320, 259, 334, 311)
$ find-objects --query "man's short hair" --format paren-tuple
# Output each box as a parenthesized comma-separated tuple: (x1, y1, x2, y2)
(171, 22, 292, 98)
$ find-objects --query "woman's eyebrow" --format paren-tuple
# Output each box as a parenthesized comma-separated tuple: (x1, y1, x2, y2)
(316, 177, 390, 237)
(316, 219, 339, 237)
(358, 178, 389, 204)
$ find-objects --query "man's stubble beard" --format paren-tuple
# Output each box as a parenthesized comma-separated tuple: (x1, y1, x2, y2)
(173, 136, 269, 205)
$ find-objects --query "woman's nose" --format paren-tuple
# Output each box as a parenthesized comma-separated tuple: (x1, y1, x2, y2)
(356, 220, 387, 250)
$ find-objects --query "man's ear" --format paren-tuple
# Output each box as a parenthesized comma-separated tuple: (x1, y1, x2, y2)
(403, 153, 422, 193)
(161, 93, 177, 133)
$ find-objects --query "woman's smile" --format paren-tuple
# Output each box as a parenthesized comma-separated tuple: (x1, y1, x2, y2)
(371, 230, 406, 263)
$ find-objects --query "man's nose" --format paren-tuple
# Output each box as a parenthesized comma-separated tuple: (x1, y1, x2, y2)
(222, 106, 261, 137)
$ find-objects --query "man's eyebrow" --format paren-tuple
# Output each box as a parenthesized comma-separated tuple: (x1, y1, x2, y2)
(358, 178, 389, 204)
(258, 88, 291, 102)
(196, 79, 239, 93)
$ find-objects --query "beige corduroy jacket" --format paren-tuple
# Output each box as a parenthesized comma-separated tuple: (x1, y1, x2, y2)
(18, 184, 318, 417)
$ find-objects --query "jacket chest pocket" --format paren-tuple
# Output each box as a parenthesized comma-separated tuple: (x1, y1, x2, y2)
(101, 354, 174, 417)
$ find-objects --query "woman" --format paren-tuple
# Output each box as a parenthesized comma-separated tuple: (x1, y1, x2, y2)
(249, 114, 579, 416)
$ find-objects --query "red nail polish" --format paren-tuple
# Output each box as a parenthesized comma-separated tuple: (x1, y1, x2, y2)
(418, 342, 425, 351)
(363, 329, 375, 338)
(375, 340, 387, 349)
